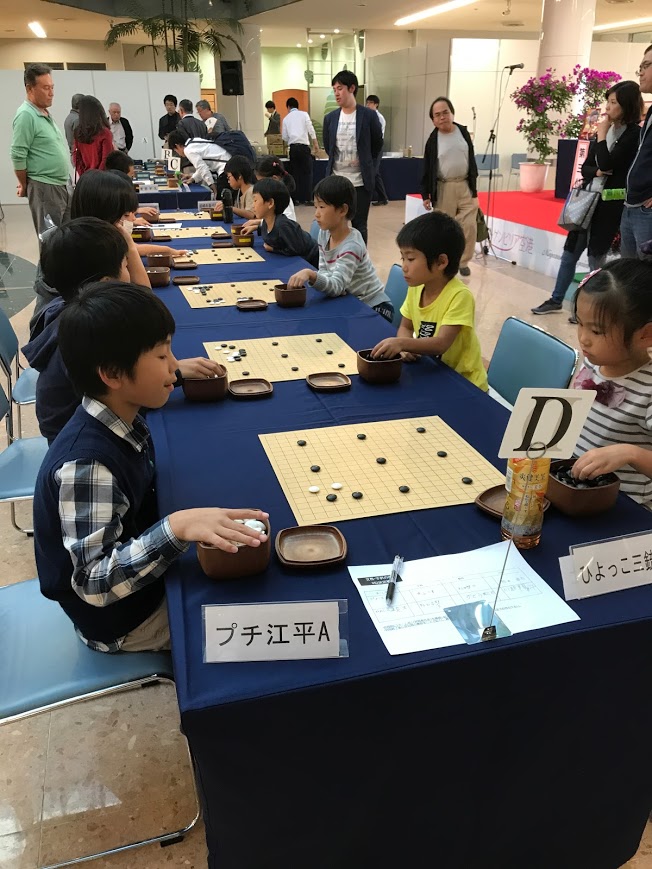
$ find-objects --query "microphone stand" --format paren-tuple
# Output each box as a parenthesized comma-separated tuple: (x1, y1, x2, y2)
(479, 67, 517, 266)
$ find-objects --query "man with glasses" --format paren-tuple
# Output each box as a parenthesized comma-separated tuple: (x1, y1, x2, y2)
(421, 97, 478, 277)
(620, 45, 652, 258)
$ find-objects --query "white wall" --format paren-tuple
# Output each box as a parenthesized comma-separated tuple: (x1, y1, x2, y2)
(1, 70, 200, 204)
(367, 41, 450, 154)
(0, 39, 125, 71)
(589, 42, 652, 98)
(261, 48, 307, 99)
(364, 30, 414, 59)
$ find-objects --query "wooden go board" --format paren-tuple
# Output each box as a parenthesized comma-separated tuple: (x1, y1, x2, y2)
(152, 211, 209, 221)
(179, 248, 264, 265)
(152, 226, 227, 239)
(205, 333, 358, 382)
(259, 416, 505, 526)
(180, 279, 282, 308)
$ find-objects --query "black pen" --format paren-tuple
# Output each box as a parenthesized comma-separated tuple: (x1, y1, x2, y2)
(386, 554, 403, 605)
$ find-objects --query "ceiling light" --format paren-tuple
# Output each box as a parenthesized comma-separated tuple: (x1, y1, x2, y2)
(334, 28, 340, 33)
(320, 33, 325, 38)
(296, 42, 302, 47)
(308, 38, 314, 43)
(395, 0, 477, 26)
(594, 15, 652, 30)
(28, 21, 47, 38)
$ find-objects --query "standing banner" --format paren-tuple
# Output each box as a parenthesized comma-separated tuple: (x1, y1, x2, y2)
(570, 107, 601, 188)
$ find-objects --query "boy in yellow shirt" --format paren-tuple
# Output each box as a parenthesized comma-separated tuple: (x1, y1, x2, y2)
(371, 211, 488, 391)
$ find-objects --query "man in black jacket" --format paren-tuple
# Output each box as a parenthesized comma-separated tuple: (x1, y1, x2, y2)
(323, 70, 382, 245)
(158, 94, 180, 141)
(177, 99, 208, 140)
(108, 103, 133, 153)
(421, 97, 478, 276)
(621, 44, 652, 259)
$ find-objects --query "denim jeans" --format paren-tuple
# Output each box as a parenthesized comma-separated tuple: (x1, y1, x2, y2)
(620, 205, 652, 259)
(551, 232, 601, 304)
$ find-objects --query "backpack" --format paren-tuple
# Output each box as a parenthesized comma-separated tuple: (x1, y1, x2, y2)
(209, 130, 256, 163)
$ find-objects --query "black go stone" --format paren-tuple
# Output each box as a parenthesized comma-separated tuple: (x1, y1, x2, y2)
(338, 364, 345, 368)
(352, 491, 363, 499)
(272, 342, 279, 346)
(316, 338, 322, 343)
(376, 457, 387, 464)
(326, 493, 337, 502)
(242, 371, 250, 376)
(292, 367, 299, 372)
(326, 350, 333, 355)
(229, 345, 236, 349)
(357, 434, 366, 440)
(399, 485, 410, 493)
(437, 451, 448, 458)
(282, 353, 288, 358)
(234, 356, 241, 361)
(297, 440, 307, 446)
(310, 465, 320, 472)
(221, 343, 227, 348)
(416, 427, 426, 433)
(462, 477, 473, 485)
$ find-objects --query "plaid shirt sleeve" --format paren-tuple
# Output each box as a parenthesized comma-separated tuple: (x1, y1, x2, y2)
(56, 459, 189, 607)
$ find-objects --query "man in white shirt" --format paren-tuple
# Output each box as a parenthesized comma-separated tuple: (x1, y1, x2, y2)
(366, 95, 388, 207)
(108, 103, 133, 153)
(323, 71, 383, 244)
(167, 129, 231, 196)
(282, 98, 318, 205)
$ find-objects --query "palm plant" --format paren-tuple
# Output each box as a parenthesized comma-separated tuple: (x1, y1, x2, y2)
(105, 1, 244, 73)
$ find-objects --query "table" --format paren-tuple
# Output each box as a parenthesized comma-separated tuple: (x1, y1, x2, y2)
(137, 183, 211, 209)
(281, 156, 424, 201)
(148, 214, 652, 869)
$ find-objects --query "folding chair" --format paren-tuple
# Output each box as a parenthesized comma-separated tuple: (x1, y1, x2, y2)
(384, 264, 409, 327)
(475, 154, 503, 188)
(507, 154, 528, 190)
(0, 578, 200, 868)
(0, 305, 39, 438)
(487, 317, 579, 408)
(0, 382, 48, 534)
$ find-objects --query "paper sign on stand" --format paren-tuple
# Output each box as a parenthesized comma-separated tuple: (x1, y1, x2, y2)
(161, 148, 173, 161)
(560, 530, 652, 600)
(498, 388, 596, 459)
(203, 600, 348, 663)
(168, 156, 181, 172)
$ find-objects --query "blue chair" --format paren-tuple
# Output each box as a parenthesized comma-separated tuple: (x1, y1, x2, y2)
(0, 305, 39, 438)
(384, 264, 409, 327)
(508, 153, 529, 189)
(487, 317, 579, 408)
(309, 219, 320, 241)
(476, 154, 503, 187)
(0, 383, 48, 534)
(0, 578, 200, 866)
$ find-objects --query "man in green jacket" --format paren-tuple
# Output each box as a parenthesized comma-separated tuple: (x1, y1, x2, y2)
(11, 63, 71, 237)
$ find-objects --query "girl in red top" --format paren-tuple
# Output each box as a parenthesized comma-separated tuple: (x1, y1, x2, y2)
(73, 96, 114, 177)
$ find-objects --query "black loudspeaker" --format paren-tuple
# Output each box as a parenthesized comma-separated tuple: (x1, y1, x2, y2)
(220, 60, 244, 96)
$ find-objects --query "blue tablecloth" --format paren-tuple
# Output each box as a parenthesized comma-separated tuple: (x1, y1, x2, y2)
(149, 211, 652, 869)
(137, 183, 210, 209)
(281, 156, 424, 200)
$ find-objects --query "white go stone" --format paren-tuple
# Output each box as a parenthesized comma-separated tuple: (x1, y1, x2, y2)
(308, 486, 320, 493)
(331, 483, 343, 490)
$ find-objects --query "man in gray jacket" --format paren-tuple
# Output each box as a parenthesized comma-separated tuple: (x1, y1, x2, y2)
(63, 93, 83, 153)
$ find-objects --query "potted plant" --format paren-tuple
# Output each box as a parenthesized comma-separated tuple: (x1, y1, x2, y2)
(562, 66, 622, 139)
(511, 69, 577, 192)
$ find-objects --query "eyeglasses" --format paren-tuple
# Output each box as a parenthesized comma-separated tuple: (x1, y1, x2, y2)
(636, 60, 652, 74)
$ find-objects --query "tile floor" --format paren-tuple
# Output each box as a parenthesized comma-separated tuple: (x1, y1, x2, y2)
(0, 200, 649, 868)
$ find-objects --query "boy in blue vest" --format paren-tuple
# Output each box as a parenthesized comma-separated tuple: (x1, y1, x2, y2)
(34, 282, 268, 653)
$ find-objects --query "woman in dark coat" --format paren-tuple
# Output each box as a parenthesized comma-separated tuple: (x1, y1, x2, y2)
(532, 80, 643, 317)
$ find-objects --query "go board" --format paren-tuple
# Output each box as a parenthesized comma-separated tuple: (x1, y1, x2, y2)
(152, 226, 227, 239)
(179, 248, 264, 266)
(259, 415, 505, 526)
(153, 211, 209, 221)
(205, 333, 358, 382)
(180, 279, 282, 308)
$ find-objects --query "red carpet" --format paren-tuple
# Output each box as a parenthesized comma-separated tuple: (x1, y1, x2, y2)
(477, 190, 566, 236)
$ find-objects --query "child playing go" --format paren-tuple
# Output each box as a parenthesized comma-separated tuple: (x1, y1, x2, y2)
(225, 155, 256, 220)
(570, 259, 652, 505)
(34, 282, 268, 653)
(371, 211, 487, 390)
(286, 175, 393, 322)
(240, 178, 318, 266)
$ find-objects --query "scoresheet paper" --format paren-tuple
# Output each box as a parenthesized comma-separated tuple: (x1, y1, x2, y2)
(349, 541, 579, 655)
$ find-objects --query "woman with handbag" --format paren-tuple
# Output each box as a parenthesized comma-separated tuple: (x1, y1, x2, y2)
(532, 80, 643, 317)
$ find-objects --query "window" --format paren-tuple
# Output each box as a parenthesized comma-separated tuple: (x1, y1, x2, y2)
(24, 62, 64, 70)
(66, 62, 107, 71)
